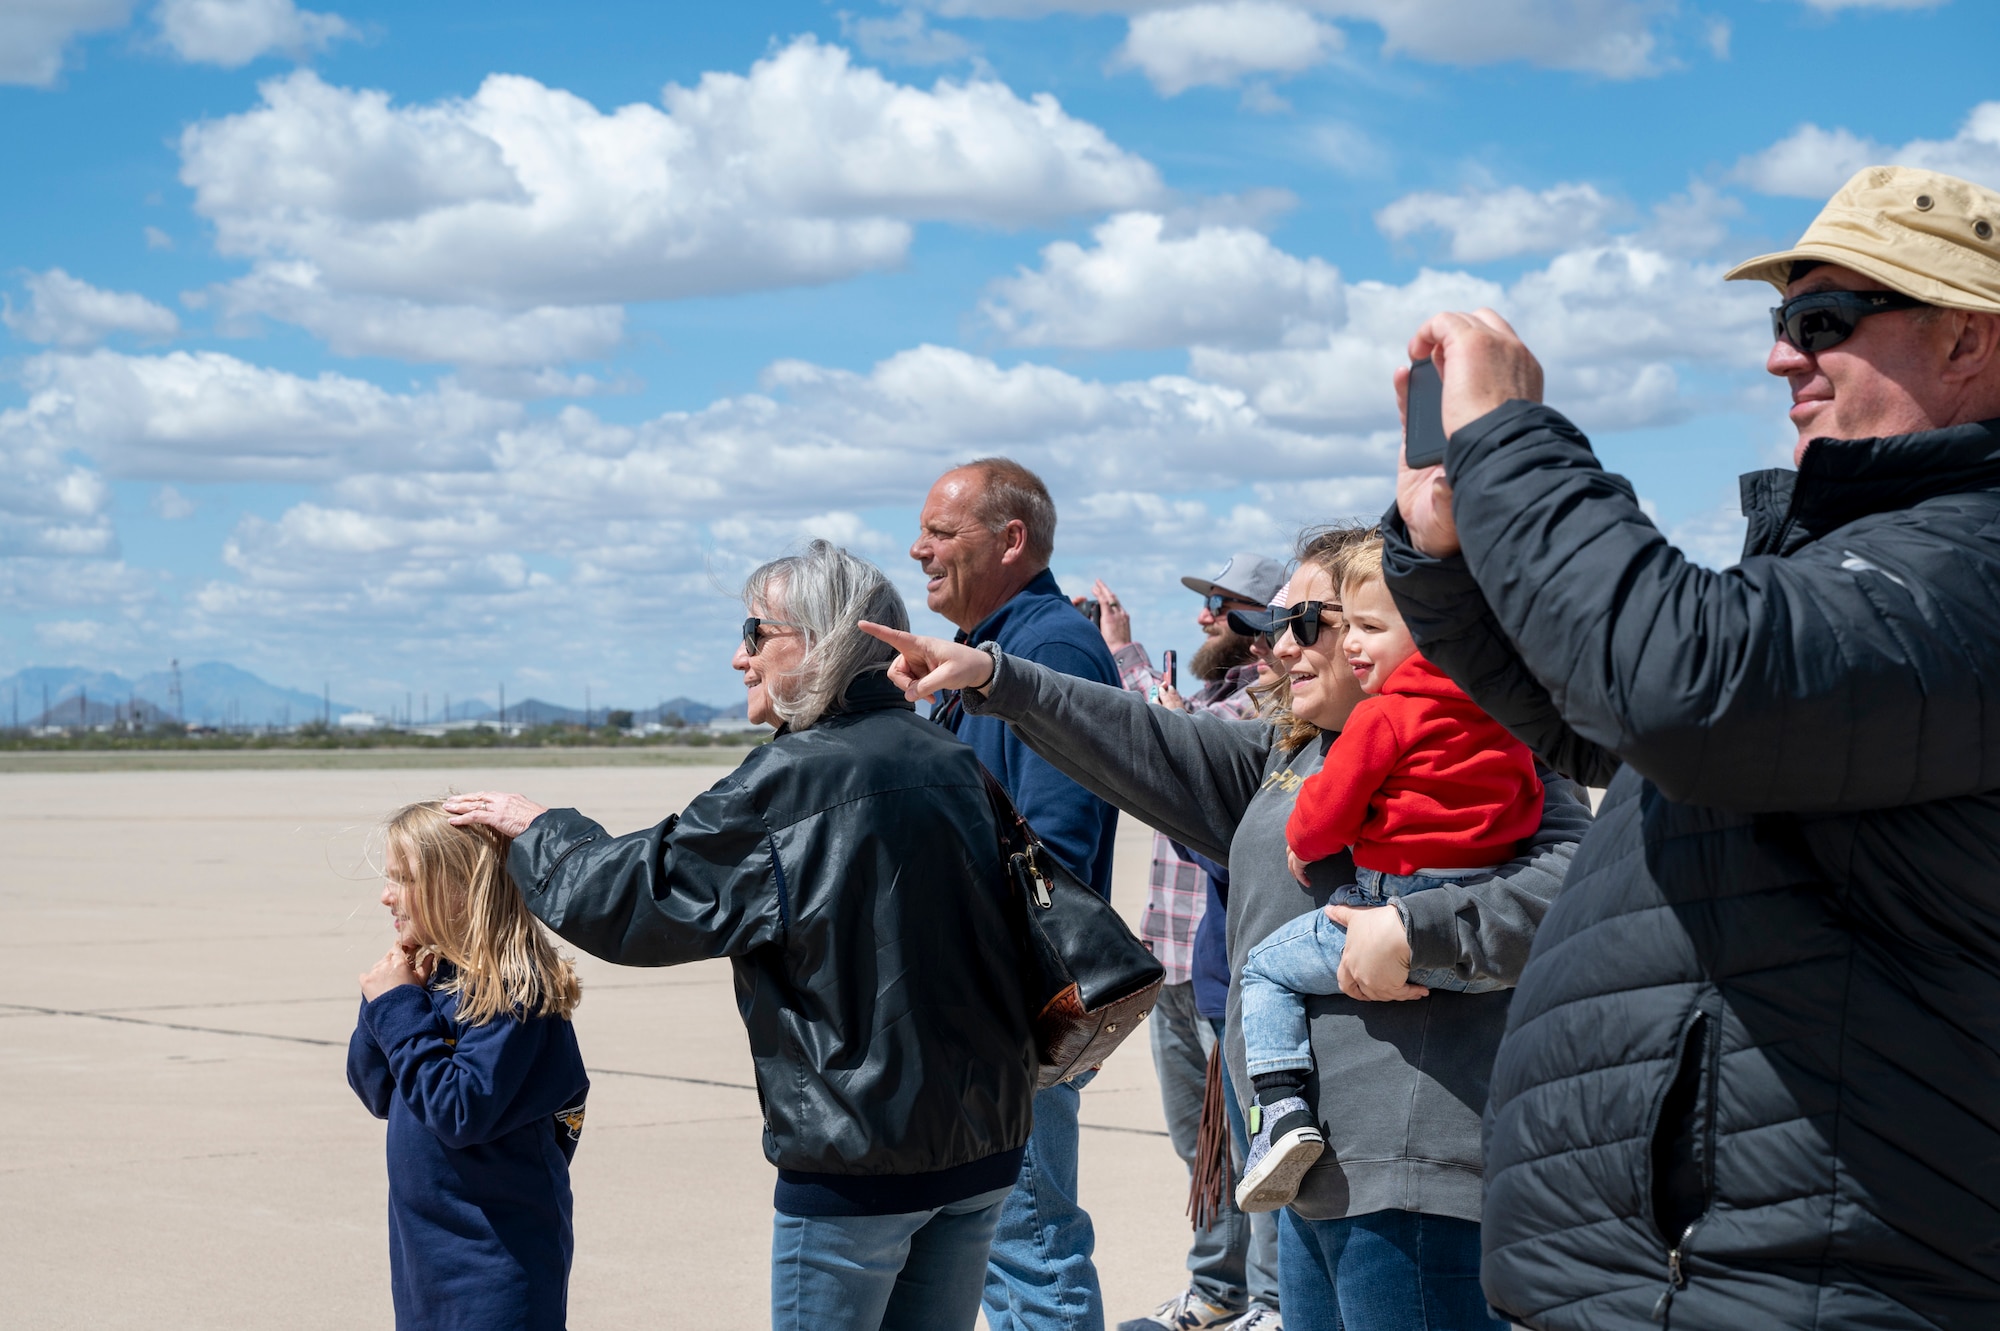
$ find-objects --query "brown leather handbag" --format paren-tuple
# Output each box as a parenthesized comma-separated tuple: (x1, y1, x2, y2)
(981, 768, 1165, 1088)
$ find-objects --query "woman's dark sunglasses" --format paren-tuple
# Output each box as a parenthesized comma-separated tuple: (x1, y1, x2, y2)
(1271, 600, 1331, 648)
(741, 616, 803, 656)
(1771, 289, 1926, 355)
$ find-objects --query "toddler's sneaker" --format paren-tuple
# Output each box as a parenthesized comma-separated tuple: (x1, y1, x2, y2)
(1234, 1096, 1322, 1212)
(1115, 1286, 1241, 1330)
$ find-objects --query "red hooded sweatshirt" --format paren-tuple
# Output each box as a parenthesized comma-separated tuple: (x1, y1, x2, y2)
(1286, 652, 1543, 875)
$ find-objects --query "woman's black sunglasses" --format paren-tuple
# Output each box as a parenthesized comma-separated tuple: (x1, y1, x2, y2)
(1771, 289, 1926, 355)
(741, 616, 803, 656)
(1271, 600, 1331, 648)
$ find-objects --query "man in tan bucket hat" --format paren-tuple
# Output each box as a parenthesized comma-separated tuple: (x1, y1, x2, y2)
(1370, 165, 2000, 1329)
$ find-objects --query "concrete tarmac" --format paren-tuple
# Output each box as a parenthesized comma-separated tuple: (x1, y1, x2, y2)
(1, 764, 1194, 1329)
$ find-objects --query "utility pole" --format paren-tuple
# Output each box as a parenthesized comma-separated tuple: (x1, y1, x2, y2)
(79, 686, 87, 730)
(324, 681, 330, 726)
(423, 692, 429, 725)
(169, 659, 184, 726)
(498, 683, 506, 734)
(585, 684, 591, 732)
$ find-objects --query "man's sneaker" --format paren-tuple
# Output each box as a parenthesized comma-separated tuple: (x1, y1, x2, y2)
(1234, 1096, 1323, 1212)
(1114, 1286, 1241, 1331)
(1233, 1308, 1282, 1331)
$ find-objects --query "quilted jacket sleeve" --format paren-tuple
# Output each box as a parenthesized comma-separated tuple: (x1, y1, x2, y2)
(1382, 508, 1622, 788)
(1437, 400, 2000, 812)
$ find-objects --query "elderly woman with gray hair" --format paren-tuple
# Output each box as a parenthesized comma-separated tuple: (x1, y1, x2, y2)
(444, 540, 1037, 1331)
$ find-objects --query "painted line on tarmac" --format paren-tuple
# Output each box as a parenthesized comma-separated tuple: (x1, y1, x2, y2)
(0, 1002, 341, 1047)
(0, 1005, 1171, 1138)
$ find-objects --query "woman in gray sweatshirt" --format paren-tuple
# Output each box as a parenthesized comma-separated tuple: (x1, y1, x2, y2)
(860, 526, 1588, 1331)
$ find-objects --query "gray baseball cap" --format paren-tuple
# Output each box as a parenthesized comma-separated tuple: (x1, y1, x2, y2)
(1182, 553, 1287, 606)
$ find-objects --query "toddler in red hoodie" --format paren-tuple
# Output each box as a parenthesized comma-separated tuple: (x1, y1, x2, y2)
(1233, 536, 1543, 1213)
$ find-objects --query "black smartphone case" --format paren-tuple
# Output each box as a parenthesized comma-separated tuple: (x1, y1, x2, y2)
(1404, 360, 1449, 470)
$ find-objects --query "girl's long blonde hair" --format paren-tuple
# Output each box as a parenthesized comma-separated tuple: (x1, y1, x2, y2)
(384, 800, 581, 1025)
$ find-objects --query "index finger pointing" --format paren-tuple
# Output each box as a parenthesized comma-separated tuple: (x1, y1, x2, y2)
(857, 620, 922, 651)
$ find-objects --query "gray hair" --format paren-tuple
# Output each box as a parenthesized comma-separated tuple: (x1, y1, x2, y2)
(958, 457, 1057, 568)
(742, 540, 909, 731)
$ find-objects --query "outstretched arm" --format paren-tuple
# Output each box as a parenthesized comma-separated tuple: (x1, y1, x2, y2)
(860, 622, 1273, 861)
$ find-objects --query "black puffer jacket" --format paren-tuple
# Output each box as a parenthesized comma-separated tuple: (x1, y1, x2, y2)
(1382, 402, 2000, 1330)
(508, 673, 1037, 1208)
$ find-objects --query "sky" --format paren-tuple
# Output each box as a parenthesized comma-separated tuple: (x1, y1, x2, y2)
(2, 0, 1997, 713)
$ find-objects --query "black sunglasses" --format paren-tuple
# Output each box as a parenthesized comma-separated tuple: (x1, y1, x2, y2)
(741, 616, 804, 656)
(1771, 289, 1926, 355)
(1202, 591, 1261, 615)
(1271, 600, 1332, 648)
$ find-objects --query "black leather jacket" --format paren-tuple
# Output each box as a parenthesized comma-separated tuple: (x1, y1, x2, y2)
(508, 672, 1036, 1198)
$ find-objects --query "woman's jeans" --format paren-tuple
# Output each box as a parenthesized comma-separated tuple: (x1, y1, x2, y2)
(1277, 1208, 1508, 1331)
(772, 1185, 1014, 1331)
(982, 1073, 1102, 1331)
(1239, 868, 1503, 1078)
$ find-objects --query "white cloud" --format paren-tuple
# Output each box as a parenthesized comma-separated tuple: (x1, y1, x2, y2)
(0, 0, 135, 87)
(1112, 2, 1341, 96)
(983, 211, 1343, 348)
(178, 42, 1163, 309)
(1376, 182, 1621, 263)
(841, 7, 975, 64)
(1189, 240, 1766, 434)
(1306, 121, 1387, 175)
(205, 261, 625, 367)
(1667, 496, 1747, 569)
(3, 269, 180, 347)
(1734, 102, 2000, 198)
(928, 0, 1674, 79)
(151, 485, 196, 519)
(7, 349, 519, 481)
(154, 0, 352, 67)
(143, 225, 175, 251)
(0, 397, 114, 559)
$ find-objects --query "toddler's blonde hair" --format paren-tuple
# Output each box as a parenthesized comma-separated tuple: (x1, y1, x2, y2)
(384, 800, 581, 1025)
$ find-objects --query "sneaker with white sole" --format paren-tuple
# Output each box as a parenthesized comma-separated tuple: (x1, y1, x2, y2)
(1234, 1096, 1323, 1212)
(1232, 1308, 1282, 1331)
(1114, 1286, 1242, 1331)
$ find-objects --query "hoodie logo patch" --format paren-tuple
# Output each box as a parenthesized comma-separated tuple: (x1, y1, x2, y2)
(555, 1102, 586, 1141)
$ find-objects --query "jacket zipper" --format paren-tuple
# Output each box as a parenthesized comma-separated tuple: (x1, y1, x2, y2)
(537, 834, 598, 892)
(1651, 1007, 1721, 1324)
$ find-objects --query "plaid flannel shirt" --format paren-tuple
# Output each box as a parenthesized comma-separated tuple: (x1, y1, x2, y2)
(1113, 642, 1259, 985)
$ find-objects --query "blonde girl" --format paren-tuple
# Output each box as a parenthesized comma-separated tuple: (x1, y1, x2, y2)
(346, 800, 589, 1331)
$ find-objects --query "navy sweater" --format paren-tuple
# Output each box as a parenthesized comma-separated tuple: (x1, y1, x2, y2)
(945, 569, 1121, 897)
(347, 971, 590, 1331)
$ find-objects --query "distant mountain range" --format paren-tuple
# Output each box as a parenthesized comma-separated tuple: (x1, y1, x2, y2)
(0, 663, 742, 729)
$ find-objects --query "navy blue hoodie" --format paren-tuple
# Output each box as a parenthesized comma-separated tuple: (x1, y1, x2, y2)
(347, 968, 590, 1331)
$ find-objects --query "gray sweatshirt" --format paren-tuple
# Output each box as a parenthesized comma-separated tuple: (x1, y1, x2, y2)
(964, 649, 1590, 1224)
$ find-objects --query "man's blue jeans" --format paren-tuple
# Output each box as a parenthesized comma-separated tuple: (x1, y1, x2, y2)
(1277, 1207, 1509, 1331)
(771, 1185, 1013, 1331)
(982, 1073, 1102, 1331)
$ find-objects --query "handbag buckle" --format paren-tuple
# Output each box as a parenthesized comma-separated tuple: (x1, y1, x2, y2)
(1012, 850, 1053, 909)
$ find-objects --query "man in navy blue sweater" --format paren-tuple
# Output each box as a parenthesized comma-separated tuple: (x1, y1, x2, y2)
(913, 457, 1121, 1331)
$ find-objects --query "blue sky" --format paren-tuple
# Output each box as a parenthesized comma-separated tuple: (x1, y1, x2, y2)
(2, 0, 1996, 712)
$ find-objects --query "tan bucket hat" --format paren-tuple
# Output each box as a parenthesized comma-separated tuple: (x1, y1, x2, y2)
(1725, 165, 2000, 313)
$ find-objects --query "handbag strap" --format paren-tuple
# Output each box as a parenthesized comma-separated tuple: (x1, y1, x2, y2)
(978, 764, 1035, 858)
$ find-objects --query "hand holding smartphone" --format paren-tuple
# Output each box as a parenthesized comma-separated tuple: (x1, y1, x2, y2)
(1404, 359, 1449, 471)
(1162, 649, 1177, 692)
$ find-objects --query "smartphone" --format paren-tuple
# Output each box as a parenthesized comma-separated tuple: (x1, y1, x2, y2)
(1162, 649, 1177, 691)
(1079, 596, 1102, 626)
(1404, 359, 1449, 470)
